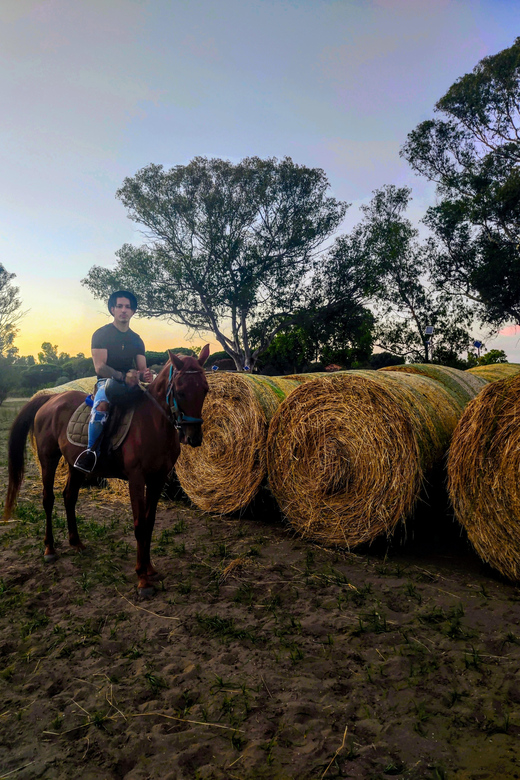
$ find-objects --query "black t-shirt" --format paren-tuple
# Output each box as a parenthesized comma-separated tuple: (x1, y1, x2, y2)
(91, 324, 146, 379)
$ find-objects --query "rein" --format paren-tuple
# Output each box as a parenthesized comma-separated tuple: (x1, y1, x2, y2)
(140, 384, 173, 424)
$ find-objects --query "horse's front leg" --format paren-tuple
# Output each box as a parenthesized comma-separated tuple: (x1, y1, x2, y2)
(143, 471, 167, 583)
(129, 471, 164, 596)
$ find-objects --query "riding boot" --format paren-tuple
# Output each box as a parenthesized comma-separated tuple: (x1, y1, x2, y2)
(74, 410, 109, 473)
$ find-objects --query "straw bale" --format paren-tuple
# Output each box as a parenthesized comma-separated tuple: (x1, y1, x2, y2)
(380, 363, 487, 402)
(266, 369, 481, 547)
(467, 363, 520, 383)
(34, 376, 98, 396)
(174, 372, 312, 514)
(447, 374, 520, 580)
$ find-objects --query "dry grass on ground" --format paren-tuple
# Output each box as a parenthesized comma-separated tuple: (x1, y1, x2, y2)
(1, 399, 520, 779)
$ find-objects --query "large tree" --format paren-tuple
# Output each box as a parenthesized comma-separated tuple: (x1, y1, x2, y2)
(333, 185, 475, 363)
(0, 264, 24, 357)
(83, 156, 348, 370)
(401, 37, 520, 328)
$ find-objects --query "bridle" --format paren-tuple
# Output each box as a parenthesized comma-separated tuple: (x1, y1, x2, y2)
(139, 365, 205, 431)
(165, 365, 205, 431)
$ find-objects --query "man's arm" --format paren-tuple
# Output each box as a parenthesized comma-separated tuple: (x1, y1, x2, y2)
(92, 349, 126, 382)
(136, 355, 153, 383)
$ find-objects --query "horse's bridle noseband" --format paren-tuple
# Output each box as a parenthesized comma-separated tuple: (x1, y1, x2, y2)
(165, 365, 205, 430)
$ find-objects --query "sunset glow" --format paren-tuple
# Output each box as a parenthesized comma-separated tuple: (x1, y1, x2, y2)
(4, 1, 520, 361)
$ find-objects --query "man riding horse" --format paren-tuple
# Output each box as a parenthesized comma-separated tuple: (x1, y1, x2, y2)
(74, 290, 153, 473)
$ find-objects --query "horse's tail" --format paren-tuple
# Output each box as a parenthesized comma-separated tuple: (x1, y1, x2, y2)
(3, 394, 53, 521)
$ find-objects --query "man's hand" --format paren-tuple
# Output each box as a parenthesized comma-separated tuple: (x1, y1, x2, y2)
(141, 368, 154, 383)
(125, 369, 140, 387)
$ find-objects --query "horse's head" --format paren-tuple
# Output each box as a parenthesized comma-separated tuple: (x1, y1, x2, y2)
(166, 344, 210, 447)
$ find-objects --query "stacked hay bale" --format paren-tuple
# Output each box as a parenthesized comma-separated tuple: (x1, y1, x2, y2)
(266, 367, 487, 548)
(381, 363, 486, 397)
(447, 373, 520, 581)
(174, 372, 313, 514)
(34, 377, 97, 396)
(467, 363, 520, 383)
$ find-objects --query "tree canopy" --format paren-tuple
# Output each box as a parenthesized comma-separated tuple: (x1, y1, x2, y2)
(401, 37, 520, 329)
(38, 342, 71, 365)
(327, 185, 474, 364)
(0, 264, 24, 357)
(254, 304, 374, 374)
(82, 156, 348, 370)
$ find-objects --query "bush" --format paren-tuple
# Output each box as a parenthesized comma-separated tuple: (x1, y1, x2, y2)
(204, 350, 231, 368)
(370, 352, 405, 370)
(60, 356, 95, 379)
(21, 363, 62, 391)
(145, 350, 169, 366)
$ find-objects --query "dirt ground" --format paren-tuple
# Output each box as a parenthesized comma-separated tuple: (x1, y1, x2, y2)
(1, 399, 520, 780)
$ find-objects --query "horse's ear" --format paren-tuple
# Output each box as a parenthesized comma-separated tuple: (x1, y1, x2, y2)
(168, 350, 185, 371)
(198, 344, 210, 367)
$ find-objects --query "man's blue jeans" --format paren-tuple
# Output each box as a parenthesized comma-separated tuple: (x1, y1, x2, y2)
(88, 379, 110, 450)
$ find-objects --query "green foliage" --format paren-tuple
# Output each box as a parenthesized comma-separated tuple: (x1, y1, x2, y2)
(0, 265, 26, 403)
(37, 342, 72, 365)
(255, 305, 374, 374)
(254, 326, 313, 374)
(0, 264, 24, 358)
(331, 185, 474, 363)
(402, 37, 520, 329)
(1, 348, 94, 397)
(20, 363, 62, 390)
(169, 347, 197, 357)
(204, 350, 230, 367)
(144, 350, 168, 365)
(82, 156, 348, 370)
(59, 355, 95, 379)
(477, 348, 508, 365)
(370, 352, 405, 369)
(0, 356, 17, 405)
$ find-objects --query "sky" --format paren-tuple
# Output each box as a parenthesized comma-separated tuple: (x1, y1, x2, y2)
(2, 0, 520, 360)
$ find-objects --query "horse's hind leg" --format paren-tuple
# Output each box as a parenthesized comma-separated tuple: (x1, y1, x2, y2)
(63, 466, 86, 552)
(42, 454, 61, 562)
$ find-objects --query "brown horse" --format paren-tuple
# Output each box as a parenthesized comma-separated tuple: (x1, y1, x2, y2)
(3, 345, 210, 595)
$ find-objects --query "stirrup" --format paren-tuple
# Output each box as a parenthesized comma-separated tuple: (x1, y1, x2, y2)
(74, 449, 98, 473)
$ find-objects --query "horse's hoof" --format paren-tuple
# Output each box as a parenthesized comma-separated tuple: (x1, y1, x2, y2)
(138, 585, 156, 599)
(44, 553, 57, 563)
(71, 544, 87, 554)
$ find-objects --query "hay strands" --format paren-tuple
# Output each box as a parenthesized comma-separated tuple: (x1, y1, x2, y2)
(267, 368, 483, 548)
(447, 373, 520, 581)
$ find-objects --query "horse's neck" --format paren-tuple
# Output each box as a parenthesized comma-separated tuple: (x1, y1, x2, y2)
(148, 371, 169, 401)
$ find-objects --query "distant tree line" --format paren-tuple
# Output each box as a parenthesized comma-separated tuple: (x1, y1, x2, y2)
(0, 337, 241, 403)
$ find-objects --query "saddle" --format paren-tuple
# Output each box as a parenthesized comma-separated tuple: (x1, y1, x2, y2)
(67, 400, 135, 451)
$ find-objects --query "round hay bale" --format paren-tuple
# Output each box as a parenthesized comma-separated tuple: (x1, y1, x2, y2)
(266, 370, 482, 547)
(380, 363, 487, 401)
(174, 373, 312, 514)
(34, 376, 98, 396)
(467, 363, 520, 383)
(447, 374, 520, 581)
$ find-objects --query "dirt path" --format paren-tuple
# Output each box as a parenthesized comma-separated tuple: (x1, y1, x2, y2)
(1, 406, 520, 779)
